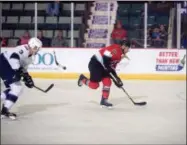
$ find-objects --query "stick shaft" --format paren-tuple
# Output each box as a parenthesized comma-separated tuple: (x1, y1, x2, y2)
(121, 86, 147, 105)
(34, 85, 46, 92)
(53, 51, 66, 69)
(121, 87, 136, 104)
(33, 84, 54, 93)
(109, 73, 146, 105)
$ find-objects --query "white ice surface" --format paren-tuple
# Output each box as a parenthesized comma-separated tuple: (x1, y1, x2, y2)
(1, 79, 186, 144)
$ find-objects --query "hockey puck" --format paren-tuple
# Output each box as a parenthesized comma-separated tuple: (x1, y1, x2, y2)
(63, 66, 67, 70)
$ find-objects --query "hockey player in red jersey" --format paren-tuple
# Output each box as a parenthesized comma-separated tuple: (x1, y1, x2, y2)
(77, 40, 131, 107)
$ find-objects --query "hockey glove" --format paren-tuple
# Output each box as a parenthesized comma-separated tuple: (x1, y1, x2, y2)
(108, 72, 123, 88)
(114, 76, 123, 88)
(102, 55, 123, 88)
(22, 73, 34, 88)
(13, 67, 24, 82)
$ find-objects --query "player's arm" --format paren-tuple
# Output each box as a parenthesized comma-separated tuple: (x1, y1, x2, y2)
(9, 53, 24, 82)
(20, 47, 35, 88)
(102, 50, 117, 75)
(10, 53, 34, 88)
(103, 50, 123, 88)
(21, 64, 34, 88)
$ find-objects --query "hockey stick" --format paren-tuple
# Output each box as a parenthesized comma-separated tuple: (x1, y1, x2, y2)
(109, 73, 147, 106)
(21, 76, 54, 93)
(120, 86, 147, 106)
(33, 84, 54, 93)
(53, 51, 67, 70)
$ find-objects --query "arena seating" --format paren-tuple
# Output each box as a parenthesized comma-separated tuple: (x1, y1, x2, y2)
(117, 2, 169, 42)
(2, 2, 171, 47)
(2, 2, 86, 47)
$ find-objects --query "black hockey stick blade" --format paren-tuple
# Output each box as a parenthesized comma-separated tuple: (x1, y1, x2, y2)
(133, 101, 147, 106)
(121, 87, 147, 106)
(109, 73, 147, 106)
(34, 84, 54, 93)
(44, 84, 54, 92)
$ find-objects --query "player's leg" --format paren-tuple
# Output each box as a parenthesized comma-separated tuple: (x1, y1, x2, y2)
(1, 81, 23, 120)
(1, 88, 10, 101)
(100, 77, 113, 107)
(78, 56, 103, 89)
(0, 53, 14, 101)
(0, 54, 23, 120)
(0, 55, 9, 101)
(78, 74, 99, 89)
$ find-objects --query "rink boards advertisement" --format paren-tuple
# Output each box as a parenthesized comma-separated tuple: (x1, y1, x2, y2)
(1, 48, 186, 80)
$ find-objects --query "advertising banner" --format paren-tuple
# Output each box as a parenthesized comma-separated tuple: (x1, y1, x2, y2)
(1, 48, 186, 76)
(87, 29, 108, 38)
(84, 1, 118, 48)
(86, 43, 106, 48)
(28, 49, 59, 72)
(155, 51, 186, 72)
(91, 15, 110, 25)
(94, 2, 114, 11)
(117, 49, 186, 74)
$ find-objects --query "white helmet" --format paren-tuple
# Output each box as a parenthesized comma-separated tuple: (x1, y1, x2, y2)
(28, 37, 42, 51)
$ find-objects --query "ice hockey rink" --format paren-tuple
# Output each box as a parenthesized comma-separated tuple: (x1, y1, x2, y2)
(1, 79, 186, 144)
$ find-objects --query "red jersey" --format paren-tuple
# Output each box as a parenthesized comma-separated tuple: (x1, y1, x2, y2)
(95, 44, 123, 69)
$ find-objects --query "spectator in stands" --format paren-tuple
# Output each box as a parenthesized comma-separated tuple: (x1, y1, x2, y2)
(159, 24, 167, 43)
(0, 37, 7, 47)
(147, 27, 153, 47)
(111, 20, 127, 44)
(151, 27, 163, 48)
(181, 33, 187, 49)
(148, 27, 153, 39)
(46, 1, 60, 16)
(18, 30, 31, 45)
(131, 40, 136, 48)
(51, 30, 68, 47)
(37, 30, 51, 47)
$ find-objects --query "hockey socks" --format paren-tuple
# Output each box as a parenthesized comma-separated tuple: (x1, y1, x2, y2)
(102, 86, 110, 99)
(1, 89, 10, 101)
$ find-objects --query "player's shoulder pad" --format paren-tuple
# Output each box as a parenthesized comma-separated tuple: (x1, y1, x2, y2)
(10, 53, 20, 60)
(103, 50, 112, 57)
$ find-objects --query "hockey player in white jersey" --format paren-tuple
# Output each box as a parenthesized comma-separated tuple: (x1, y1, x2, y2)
(0, 37, 42, 120)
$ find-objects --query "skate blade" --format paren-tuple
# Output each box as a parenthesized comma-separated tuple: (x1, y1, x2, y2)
(1, 115, 16, 120)
(100, 105, 114, 109)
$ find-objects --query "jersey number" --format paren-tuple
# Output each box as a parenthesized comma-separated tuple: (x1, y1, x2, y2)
(19, 50, 23, 54)
(111, 49, 117, 55)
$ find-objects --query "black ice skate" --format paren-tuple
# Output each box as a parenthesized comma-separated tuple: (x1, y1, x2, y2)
(1, 106, 16, 120)
(78, 74, 86, 87)
(100, 98, 113, 108)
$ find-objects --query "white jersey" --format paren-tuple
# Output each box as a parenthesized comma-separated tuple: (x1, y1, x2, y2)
(3, 44, 33, 72)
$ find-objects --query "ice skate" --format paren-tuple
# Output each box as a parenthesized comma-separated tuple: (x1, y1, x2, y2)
(1, 106, 17, 120)
(100, 98, 113, 108)
(78, 74, 86, 87)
